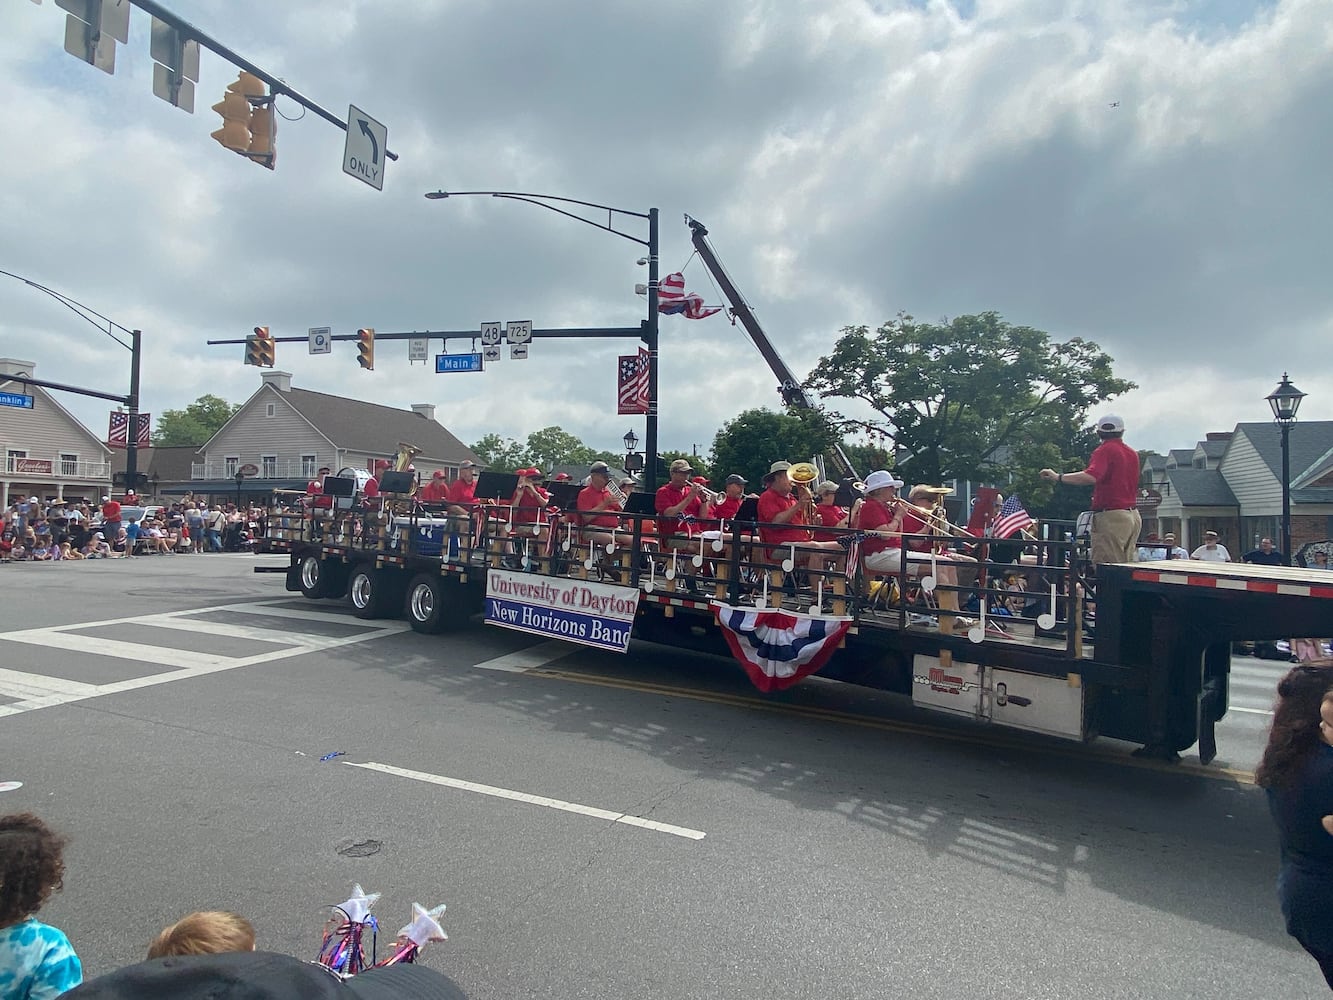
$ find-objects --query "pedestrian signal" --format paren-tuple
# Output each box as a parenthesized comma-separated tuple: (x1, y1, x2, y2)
(357, 328, 375, 370)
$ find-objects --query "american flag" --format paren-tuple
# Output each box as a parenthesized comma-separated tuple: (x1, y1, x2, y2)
(658, 272, 720, 320)
(992, 494, 1035, 539)
(617, 347, 650, 415)
(106, 412, 151, 448)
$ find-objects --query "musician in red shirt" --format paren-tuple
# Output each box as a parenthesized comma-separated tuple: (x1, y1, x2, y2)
(445, 461, 478, 513)
(704, 474, 745, 525)
(505, 467, 550, 546)
(655, 459, 703, 542)
(576, 461, 623, 549)
(418, 470, 446, 503)
(757, 462, 842, 569)
(812, 481, 848, 541)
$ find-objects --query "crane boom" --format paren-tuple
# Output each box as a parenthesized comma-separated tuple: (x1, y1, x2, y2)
(685, 215, 859, 481)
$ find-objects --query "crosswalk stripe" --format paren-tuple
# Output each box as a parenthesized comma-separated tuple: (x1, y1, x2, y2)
(0, 600, 408, 720)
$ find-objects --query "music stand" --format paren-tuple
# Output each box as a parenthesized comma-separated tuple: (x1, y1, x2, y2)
(475, 471, 518, 501)
(735, 496, 760, 523)
(378, 470, 416, 495)
(622, 491, 657, 518)
(545, 482, 581, 511)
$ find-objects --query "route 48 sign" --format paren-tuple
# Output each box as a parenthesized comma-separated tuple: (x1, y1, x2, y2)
(343, 104, 387, 191)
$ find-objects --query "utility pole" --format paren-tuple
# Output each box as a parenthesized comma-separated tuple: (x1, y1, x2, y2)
(126, 329, 142, 491)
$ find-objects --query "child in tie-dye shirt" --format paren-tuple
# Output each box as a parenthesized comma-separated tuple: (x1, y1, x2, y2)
(0, 813, 82, 999)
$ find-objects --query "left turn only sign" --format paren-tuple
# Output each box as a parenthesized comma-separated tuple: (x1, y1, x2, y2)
(343, 104, 388, 191)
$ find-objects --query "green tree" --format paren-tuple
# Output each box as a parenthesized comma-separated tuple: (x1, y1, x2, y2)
(709, 408, 839, 488)
(806, 312, 1135, 487)
(470, 433, 530, 471)
(153, 394, 241, 446)
(524, 426, 597, 471)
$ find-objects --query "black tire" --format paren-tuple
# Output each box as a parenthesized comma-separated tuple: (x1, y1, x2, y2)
(298, 554, 329, 599)
(405, 574, 447, 633)
(348, 566, 400, 619)
(405, 574, 473, 633)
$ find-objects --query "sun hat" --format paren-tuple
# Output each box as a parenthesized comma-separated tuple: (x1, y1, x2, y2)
(669, 459, 693, 474)
(61, 949, 465, 999)
(863, 470, 904, 493)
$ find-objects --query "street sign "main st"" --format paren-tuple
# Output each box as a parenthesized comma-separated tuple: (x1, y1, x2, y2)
(436, 353, 484, 373)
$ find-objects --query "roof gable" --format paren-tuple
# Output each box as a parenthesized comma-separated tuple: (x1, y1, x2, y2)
(1233, 421, 1333, 481)
(1163, 467, 1238, 507)
(0, 376, 113, 455)
(283, 388, 480, 464)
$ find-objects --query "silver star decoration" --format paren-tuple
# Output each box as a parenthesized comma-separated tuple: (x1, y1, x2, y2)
(334, 883, 381, 924)
(398, 901, 448, 946)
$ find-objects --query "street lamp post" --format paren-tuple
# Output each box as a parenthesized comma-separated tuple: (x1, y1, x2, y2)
(1266, 373, 1306, 565)
(424, 190, 661, 491)
(623, 429, 642, 474)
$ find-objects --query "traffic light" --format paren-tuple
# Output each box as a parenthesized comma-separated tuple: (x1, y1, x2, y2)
(357, 328, 375, 370)
(245, 326, 275, 367)
(211, 71, 275, 169)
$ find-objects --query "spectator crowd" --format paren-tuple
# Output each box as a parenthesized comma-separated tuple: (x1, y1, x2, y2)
(1, 494, 263, 563)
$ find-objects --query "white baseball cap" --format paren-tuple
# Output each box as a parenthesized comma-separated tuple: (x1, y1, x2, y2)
(1096, 413, 1125, 433)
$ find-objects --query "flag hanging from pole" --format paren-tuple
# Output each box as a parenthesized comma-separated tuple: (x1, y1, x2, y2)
(108, 412, 151, 448)
(617, 347, 650, 415)
(658, 272, 721, 320)
(992, 494, 1035, 539)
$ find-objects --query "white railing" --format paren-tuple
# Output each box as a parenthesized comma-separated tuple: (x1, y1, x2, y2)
(4, 457, 111, 479)
(191, 459, 317, 480)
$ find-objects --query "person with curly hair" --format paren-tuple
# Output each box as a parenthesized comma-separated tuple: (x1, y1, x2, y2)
(0, 813, 82, 998)
(1257, 660, 1333, 989)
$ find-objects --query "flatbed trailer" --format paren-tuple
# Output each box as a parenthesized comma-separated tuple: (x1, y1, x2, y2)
(260, 501, 1332, 763)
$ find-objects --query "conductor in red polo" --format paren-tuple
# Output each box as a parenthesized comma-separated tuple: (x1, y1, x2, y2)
(1040, 413, 1141, 564)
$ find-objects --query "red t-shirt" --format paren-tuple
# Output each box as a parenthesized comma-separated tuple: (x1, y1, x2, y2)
(509, 485, 549, 525)
(857, 498, 901, 557)
(306, 479, 323, 495)
(363, 478, 380, 499)
(445, 478, 477, 506)
(757, 488, 810, 546)
(813, 503, 845, 542)
(707, 494, 741, 527)
(901, 508, 932, 552)
(576, 485, 621, 530)
(1086, 438, 1139, 511)
(101, 499, 121, 521)
(655, 483, 701, 537)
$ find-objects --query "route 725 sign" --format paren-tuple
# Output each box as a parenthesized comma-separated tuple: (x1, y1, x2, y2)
(343, 104, 388, 191)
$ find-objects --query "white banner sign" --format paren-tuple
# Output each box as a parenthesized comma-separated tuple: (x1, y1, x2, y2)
(485, 569, 640, 653)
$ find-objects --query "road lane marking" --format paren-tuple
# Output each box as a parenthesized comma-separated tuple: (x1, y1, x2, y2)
(472, 640, 576, 673)
(0, 601, 409, 720)
(1229, 706, 1274, 716)
(345, 760, 706, 841)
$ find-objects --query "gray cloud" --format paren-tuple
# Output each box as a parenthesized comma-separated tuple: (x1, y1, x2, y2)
(1, 0, 1328, 465)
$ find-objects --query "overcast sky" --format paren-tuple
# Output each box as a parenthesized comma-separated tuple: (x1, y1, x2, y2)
(2, 0, 1329, 465)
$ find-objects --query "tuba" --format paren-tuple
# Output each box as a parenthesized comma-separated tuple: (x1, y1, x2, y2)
(394, 442, 421, 481)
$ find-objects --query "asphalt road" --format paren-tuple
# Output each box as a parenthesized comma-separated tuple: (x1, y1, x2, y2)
(0, 555, 1322, 998)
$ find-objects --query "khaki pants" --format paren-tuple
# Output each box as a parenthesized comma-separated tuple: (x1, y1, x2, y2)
(1091, 509, 1141, 565)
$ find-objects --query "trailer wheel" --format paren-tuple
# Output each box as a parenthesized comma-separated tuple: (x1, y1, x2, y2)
(349, 567, 399, 619)
(298, 555, 329, 599)
(405, 574, 447, 633)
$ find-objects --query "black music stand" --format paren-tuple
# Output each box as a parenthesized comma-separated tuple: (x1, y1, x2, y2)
(545, 482, 581, 511)
(475, 471, 519, 501)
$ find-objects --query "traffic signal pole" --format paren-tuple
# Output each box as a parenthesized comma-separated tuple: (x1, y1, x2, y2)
(126, 328, 142, 493)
